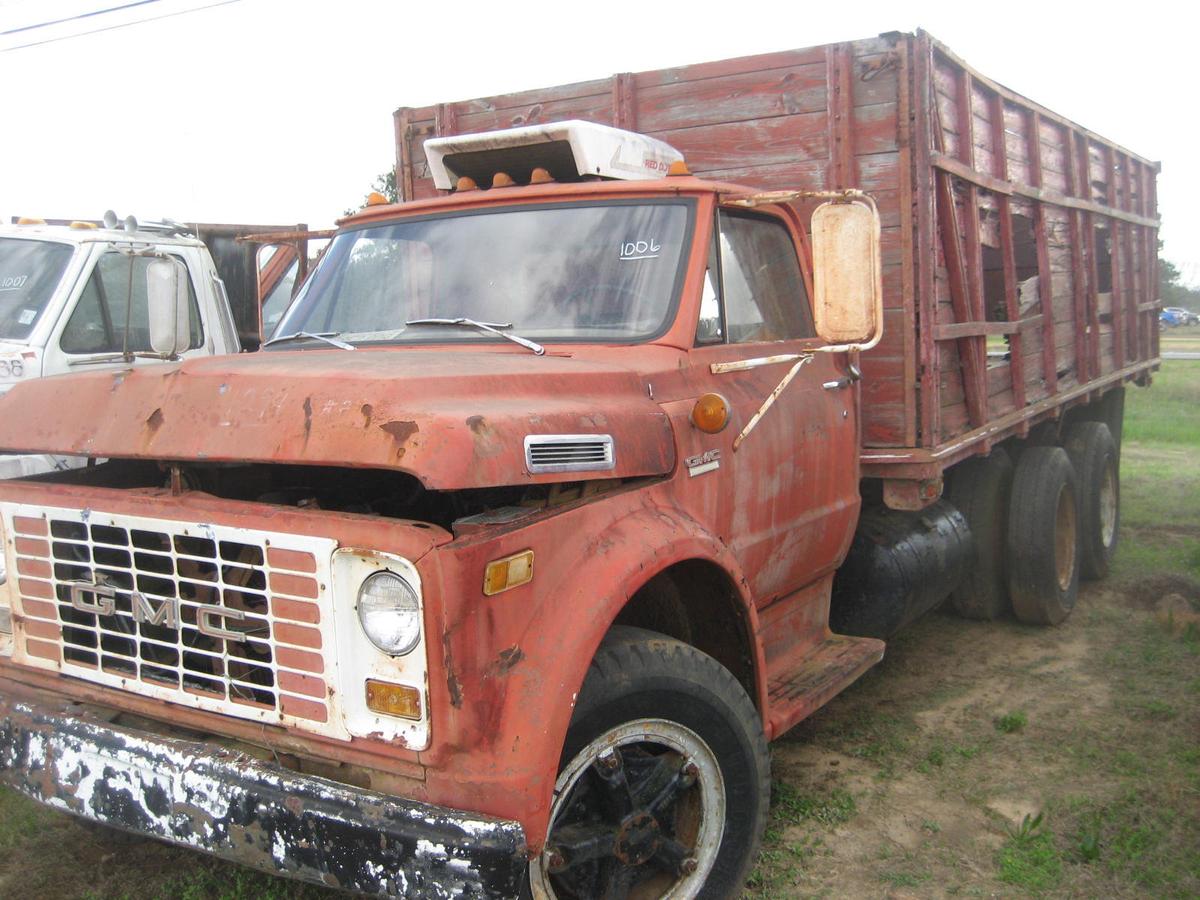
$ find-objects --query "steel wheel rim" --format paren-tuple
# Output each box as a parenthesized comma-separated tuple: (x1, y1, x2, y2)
(1098, 460, 1117, 547)
(529, 718, 726, 900)
(1055, 485, 1077, 591)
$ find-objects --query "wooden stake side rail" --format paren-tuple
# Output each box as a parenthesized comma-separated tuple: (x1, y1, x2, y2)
(392, 30, 1159, 482)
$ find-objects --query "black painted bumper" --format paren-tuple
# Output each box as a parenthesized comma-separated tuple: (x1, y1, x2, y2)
(0, 685, 527, 898)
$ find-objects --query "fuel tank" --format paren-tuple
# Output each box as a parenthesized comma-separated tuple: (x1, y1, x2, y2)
(830, 500, 972, 640)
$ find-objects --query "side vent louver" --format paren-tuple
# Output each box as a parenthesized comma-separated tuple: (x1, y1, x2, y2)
(524, 434, 615, 474)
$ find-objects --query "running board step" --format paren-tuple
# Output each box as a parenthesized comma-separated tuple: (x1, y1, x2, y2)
(765, 634, 885, 738)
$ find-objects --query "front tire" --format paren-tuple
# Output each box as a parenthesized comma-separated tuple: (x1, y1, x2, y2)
(529, 626, 768, 899)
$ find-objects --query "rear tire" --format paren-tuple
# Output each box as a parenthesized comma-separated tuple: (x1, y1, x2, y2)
(1007, 447, 1080, 625)
(1064, 421, 1119, 580)
(528, 626, 768, 900)
(947, 448, 1014, 620)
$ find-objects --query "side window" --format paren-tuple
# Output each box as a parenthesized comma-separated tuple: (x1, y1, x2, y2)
(61, 253, 203, 355)
(695, 210, 814, 345)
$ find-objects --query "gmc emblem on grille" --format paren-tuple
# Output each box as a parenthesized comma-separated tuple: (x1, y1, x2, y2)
(68, 577, 247, 643)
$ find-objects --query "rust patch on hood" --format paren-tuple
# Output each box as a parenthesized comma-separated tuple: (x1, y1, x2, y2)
(379, 420, 419, 460)
(144, 408, 164, 434)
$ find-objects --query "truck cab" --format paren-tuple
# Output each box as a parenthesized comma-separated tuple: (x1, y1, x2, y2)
(0, 218, 243, 477)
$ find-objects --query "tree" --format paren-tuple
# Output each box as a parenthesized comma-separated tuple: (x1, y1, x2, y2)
(1158, 247, 1200, 309)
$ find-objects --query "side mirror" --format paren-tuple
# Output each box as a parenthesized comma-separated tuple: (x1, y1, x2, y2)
(146, 257, 190, 357)
(810, 199, 883, 348)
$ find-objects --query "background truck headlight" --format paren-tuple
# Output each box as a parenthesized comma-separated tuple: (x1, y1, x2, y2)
(357, 571, 421, 655)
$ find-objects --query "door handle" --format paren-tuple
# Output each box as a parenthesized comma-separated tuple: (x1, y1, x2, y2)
(823, 361, 862, 390)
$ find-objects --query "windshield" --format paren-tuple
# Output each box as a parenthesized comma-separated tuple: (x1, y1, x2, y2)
(0, 238, 76, 341)
(274, 200, 694, 345)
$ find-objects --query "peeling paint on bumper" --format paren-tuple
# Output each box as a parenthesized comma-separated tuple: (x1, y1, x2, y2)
(0, 687, 527, 898)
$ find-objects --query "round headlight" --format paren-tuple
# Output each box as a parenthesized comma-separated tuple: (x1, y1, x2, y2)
(357, 571, 421, 655)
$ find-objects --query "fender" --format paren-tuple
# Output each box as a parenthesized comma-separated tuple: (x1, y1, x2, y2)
(427, 494, 765, 850)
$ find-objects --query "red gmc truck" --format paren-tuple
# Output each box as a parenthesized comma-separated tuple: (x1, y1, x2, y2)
(0, 31, 1159, 899)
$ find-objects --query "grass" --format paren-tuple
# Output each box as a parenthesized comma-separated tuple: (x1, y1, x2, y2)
(994, 710, 1028, 733)
(1123, 360, 1200, 445)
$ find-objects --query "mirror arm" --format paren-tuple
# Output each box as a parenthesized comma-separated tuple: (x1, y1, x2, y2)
(723, 189, 879, 214)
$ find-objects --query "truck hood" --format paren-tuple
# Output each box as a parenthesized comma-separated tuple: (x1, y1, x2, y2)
(0, 350, 676, 489)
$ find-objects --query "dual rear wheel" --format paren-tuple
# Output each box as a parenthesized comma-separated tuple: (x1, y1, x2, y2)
(948, 418, 1119, 625)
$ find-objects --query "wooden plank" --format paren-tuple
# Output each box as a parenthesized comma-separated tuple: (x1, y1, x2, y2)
(914, 33, 939, 447)
(935, 169, 988, 428)
(395, 109, 416, 202)
(1107, 147, 1125, 367)
(1027, 110, 1058, 394)
(956, 69, 989, 424)
(826, 43, 856, 188)
(434, 102, 458, 138)
(613, 72, 637, 130)
(1120, 157, 1139, 362)
(634, 45, 830, 90)
(930, 153, 1158, 228)
(935, 321, 1020, 340)
(895, 37, 918, 446)
(989, 90, 1027, 411)
(1062, 130, 1090, 383)
(654, 114, 830, 172)
(636, 64, 828, 133)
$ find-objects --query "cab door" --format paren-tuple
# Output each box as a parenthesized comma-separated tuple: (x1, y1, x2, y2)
(41, 244, 213, 376)
(685, 208, 860, 605)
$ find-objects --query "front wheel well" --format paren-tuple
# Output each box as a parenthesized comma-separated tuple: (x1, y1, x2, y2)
(611, 559, 757, 706)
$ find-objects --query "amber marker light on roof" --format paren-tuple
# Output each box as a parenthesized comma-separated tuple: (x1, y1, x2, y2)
(16, 217, 45, 225)
(69, 221, 97, 229)
(529, 167, 555, 184)
(365, 191, 389, 206)
(484, 550, 534, 596)
(492, 171, 516, 188)
(365, 679, 422, 720)
(455, 176, 479, 191)
(667, 160, 691, 176)
(691, 393, 730, 433)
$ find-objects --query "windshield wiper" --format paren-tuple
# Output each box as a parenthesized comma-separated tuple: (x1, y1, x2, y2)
(262, 331, 355, 351)
(404, 318, 545, 356)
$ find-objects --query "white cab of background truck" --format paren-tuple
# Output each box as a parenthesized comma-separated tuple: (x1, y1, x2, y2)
(0, 218, 243, 478)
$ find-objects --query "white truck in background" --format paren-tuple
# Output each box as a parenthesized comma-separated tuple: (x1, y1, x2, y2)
(0, 214, 313, 478)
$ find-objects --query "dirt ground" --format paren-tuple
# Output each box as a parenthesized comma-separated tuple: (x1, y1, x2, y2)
(745, 570, 1200, 898)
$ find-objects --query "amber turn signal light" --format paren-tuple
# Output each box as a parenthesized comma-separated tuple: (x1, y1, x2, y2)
(484, 550, 534, 596)
(691, 393, 730, 433)
(365, 679, 422, 720)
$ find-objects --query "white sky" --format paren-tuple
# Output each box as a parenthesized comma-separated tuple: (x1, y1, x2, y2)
(1, 0, 1197, 285)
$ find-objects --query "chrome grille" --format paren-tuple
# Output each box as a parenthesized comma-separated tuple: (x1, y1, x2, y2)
(6, 505, 344, 738)
(50, 520, 276, 708)
(524, 434, 615, 473)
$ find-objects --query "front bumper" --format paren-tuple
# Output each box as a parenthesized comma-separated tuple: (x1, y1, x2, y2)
(0, 683, 527, 898)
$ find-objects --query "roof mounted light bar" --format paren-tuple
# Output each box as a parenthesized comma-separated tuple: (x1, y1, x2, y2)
(424, 120, 685, 191)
